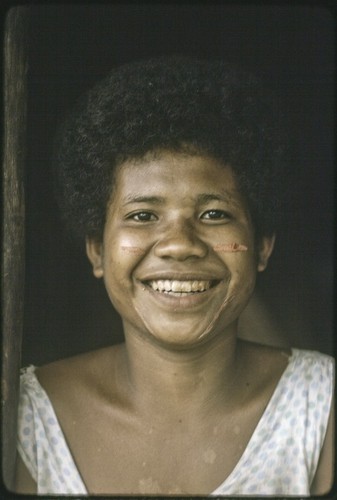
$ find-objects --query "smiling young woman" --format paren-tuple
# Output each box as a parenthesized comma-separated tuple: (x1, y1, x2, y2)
(86, 153, 271, 350)
(15, 57, 334, 496)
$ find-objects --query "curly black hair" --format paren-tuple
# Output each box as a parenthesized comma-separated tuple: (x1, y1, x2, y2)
(53, 56, 288, 242)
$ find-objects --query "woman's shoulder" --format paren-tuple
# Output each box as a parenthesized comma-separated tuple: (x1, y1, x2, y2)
(35, 344, 125, 407)
(237, 341, 334, 400)
(239, 339, 333, 370)
(238, 340, 291, 382)
(37, 343, 124, 372)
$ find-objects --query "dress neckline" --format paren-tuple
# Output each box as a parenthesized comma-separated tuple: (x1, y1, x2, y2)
(211, 348, 297, 494)
(23, 348, 297, 495)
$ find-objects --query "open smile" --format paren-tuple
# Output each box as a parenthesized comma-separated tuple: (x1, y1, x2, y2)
(138, 277, 225, 310)
(144, 279, 219, 295)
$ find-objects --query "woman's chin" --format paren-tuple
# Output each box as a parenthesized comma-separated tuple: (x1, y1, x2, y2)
(135, 317, 227, 351)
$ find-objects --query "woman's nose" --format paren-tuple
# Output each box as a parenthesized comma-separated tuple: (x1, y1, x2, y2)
(154, 220, 208, 261)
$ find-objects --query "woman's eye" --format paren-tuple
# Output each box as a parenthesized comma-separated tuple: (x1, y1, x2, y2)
(201, 210, 231, 221)
(128, 212, 157, 222)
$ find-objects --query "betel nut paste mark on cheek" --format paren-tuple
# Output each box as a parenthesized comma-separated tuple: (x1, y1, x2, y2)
(121, 243, 248, 254)
(213, 243, 248, 252)
(121, 246, 146, 255)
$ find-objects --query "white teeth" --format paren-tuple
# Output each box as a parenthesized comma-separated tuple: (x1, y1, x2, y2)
(171, 280, 192, 292)
(171, 280, 180, 292)
(147, 280, 212, 293)
(157, 281, 165, 291)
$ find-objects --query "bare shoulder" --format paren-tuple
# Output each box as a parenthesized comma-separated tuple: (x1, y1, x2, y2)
(36, 344, 125, 405)
(240, 339, 291, 355)
(238, 340, 292, 393)
(239, 339, 291, 370)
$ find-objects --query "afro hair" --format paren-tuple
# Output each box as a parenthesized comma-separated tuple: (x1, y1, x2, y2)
(53, 55, 289, 241)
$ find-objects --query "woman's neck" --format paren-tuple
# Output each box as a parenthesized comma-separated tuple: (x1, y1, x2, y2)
(118, 323, 242, 421)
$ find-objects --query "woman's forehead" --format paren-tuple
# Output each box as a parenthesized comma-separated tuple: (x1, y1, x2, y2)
(110, 151, 247, 210)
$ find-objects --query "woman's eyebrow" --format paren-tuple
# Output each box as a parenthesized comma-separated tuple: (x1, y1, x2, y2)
(122, 193, 237, 206)
(122, 195, 165, 206)
(196, 192, 234, 205)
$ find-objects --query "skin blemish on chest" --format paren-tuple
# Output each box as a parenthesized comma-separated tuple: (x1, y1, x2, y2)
(233, 424, 241, 435)
(213, 243, 248, 252)
(139, 477, 161, 494)
(203, 448, 217, 464)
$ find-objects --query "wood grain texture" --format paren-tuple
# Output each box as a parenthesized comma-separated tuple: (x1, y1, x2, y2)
(2, 6, 29, 490)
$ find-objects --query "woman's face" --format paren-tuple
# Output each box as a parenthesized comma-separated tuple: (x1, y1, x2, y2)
(87, 151, 274, 349)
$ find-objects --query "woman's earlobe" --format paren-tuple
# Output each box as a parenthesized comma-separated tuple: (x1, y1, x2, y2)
(86, 238, 104, 278)
(257, 234, 276, 272)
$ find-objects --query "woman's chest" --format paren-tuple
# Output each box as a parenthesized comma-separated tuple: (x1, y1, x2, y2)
(61, 403, 265, 495)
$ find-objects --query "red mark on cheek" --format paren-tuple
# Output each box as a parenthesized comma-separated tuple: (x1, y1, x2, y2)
(213, 243, 248, 252)
(121, 246, 145, 255)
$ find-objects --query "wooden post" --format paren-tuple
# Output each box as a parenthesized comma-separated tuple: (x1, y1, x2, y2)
(2, 6, 29, 490)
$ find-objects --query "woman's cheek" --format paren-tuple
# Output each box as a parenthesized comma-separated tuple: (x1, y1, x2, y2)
(212, 242, 248, 252)
(230, 253, 257, 291)
(117, 231, 149, 256)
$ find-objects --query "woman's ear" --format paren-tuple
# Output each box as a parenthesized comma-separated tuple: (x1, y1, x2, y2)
(257, 234, 276, 272)
(86, 238, 104, 278)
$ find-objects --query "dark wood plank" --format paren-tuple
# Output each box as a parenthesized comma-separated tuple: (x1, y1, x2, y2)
(2, 6, 29, 490)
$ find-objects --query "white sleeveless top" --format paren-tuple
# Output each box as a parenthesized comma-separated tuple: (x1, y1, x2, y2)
(17, 349, 334, 495)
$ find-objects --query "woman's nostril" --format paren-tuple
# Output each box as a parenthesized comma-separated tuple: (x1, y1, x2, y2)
(154, 231, 208, 260)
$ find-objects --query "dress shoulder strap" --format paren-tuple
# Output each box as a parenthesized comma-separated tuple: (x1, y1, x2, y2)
(17, 366, 87, 494)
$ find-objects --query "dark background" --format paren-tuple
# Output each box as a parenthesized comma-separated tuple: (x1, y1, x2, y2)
(22, 4, 335, 366)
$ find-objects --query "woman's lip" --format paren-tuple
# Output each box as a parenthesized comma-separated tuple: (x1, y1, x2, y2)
(138, 279, 224, 309)
(144, 278, 218, 293)
(138, 273, 225, 282)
